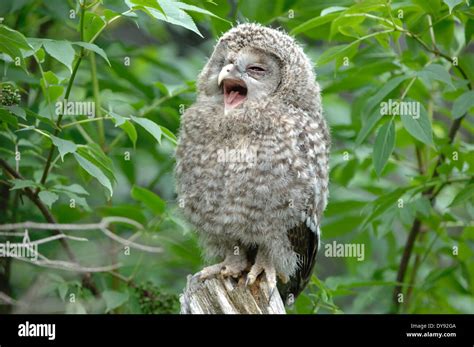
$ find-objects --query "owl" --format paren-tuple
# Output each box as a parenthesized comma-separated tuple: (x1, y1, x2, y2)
(175, 23, 330, 303)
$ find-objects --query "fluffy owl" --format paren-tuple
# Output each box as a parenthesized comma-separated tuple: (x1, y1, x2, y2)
(175, 23, 330, 302)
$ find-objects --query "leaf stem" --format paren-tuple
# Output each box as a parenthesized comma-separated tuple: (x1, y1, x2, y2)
(62, 116, 112, 128)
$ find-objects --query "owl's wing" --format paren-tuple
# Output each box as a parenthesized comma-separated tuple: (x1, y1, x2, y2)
(279, 119, 329, 302)
(279, 221, 319, 302)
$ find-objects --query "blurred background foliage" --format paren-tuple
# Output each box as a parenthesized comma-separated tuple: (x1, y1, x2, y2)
(0, 0, 473, 314)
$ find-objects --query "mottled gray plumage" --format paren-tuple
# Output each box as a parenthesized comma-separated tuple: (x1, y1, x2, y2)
(175, 23, 330, 302)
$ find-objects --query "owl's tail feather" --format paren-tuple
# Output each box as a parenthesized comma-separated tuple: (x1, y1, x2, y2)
(278, 223, 319, 304)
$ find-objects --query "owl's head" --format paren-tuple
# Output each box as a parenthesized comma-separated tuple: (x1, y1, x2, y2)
(217, 47, 281, 111)
(197, 23, 320, 113)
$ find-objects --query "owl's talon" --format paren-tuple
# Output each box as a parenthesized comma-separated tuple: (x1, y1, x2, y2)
(246, 253, 278, 300)
(220, 262, 247, 278)
(198, 253, 248, 281)
(246, 263, 263, 286)
(198, 263, 225, 280)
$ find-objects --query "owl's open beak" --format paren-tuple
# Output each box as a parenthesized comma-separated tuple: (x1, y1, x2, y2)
(218, 64, 247, 110)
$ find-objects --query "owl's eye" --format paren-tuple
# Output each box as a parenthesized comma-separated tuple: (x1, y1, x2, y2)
(247, 65, 266, 73)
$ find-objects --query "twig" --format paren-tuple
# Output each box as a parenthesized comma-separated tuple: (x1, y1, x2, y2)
(0, 158, 99, 295)
(0, 291, 26, 307)
(15, 256, 121, 273)
(0, 234, 88, 244)
(0, 216, 142, 231)
(0, 217, 162, 253)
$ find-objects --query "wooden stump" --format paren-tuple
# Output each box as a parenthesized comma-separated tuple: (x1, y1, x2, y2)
(180, 274, 286, 314)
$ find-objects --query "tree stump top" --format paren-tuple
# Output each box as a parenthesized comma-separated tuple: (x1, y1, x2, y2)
(180, 275, 286, 314)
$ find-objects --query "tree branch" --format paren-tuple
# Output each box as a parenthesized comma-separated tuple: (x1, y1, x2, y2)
(0, 157, 99, 295)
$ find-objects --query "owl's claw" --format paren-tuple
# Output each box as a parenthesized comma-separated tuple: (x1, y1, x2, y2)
(197, 263, 225, 280)
(245, 257, 278, 300)
(197, 253, 248, 281)
(221, 263, 246, 278)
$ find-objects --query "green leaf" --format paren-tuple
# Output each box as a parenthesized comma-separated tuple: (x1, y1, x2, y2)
(120, 120, 137, 148)
(82, 12, 106, 42)
(42, 40, 76, 73)
(364, 75, 411, 114)
(317, 42, 359, 66)
(128, 0, 164, 12)
(62, 192, 91, 211)
(47, 86, 64, 102)
(103, 9, 121, 22)
(53, 183, 89, 196)
(73, 42, 110, 65)
(0, 25, 31, 69)
(329, 14, 365, 40)
(466, 19, 474, 44)
(443, 0, 463, 13)
(174, 2, 230, 23)
(417, 64, 454, 88)
(108, 109, 126, 126)
(42, 70, 59, 84)
(6, 105, 26, 120)
(373, 119, 395, 176)
(38, 191, 59, 208)
(131, 185, 166, 215)
(401, 102, 433, 146)
(126, 0, 203, 37)
(449, 184, 474, 207)
(160, 125, 177, 145)
(103, 290, 129, 313)
(356, 108, 383, 146)
(26, 38, 43, 53)
(452, 90, 474, 119)
(40, 71, 64, 102)
(74, 153, 113, 196)
(24, 108, 56, 128)
(414, 196, 431, 217)
(9, 178, 40, 190)
(0, 25, 31, 50)
(50, 135, 77, 161)
(0, 107, 18, 127)
(57, 282, 69, 301)
(290, 12, 340, 35)
(321, 6, 348, 16)
(76, 144, 116, 184)
(131, 116, 162, 144)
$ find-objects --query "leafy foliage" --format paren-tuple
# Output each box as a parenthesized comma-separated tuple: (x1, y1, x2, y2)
(0, 0, 472, 314)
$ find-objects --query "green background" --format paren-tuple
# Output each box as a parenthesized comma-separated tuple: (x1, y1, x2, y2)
(0, 0, 473, 314)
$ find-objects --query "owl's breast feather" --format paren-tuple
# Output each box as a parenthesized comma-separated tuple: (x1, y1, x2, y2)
(175, 103, 318, 239)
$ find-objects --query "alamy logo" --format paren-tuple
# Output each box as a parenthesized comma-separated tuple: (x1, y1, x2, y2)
(18, 321, 56, 340)
(0, 230, 38, 261)
(324, 241, 365, 261)
(216, 146, 257, 164)
(380, 99, 420, 119)
(55, 100, 95, 118)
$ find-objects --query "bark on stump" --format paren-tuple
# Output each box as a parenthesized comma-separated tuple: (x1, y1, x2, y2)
(180, 275, 286, 314)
